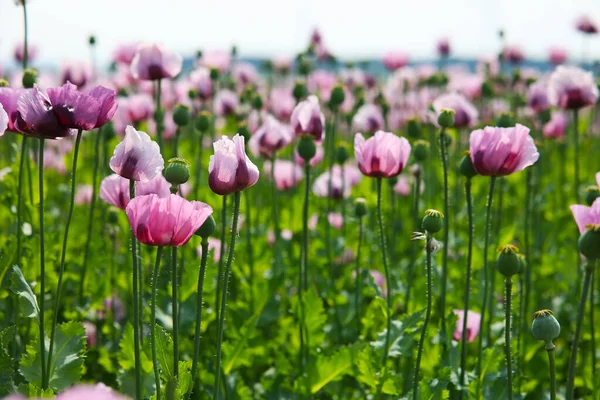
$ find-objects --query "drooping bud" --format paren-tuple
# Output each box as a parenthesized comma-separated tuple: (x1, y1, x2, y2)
(89, 35, 96, 46)
(585, 186, 600, 206)
(354, 198, 368, 218)
(438, 108, 455, 128)
(578, 226, 600, 260)
(459, 152, 478, 179)
(195, 214, 216, 238)
(173, 104, 191, 127)
(496, 244, 521, 277)
(422, 209, 444, 234)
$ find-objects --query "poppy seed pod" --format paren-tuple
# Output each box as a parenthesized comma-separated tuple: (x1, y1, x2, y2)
(495, 113, 515, 128)
(0, 80, 8, 88)
(164, 158, 191, 187)
(496, 244, 521, 277)
(459, 152, 478, 179)
(585, 186, 600, 206)
(196, 111, 211, 133)
(438, 108, 455, 128)
(329, 85, 345, 109)
(578, 227, 600, 260)
(412, 140, 430, 162)
(354, 198, 368, 218)
(532, 309, 560, 349)
(195, 214, 216, 238)
(422, 209, 444, 234)
(293, 81, 308, 102)
(335, 146, 349, 165)
(297, 136, 317, 162)
(22, 69, 37, 89)
(173, 104, 191, 127)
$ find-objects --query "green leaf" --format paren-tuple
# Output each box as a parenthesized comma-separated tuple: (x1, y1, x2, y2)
(224, 315, 259, 374)
(155, 325, 175, 381)
(20, 321, 86, 392)
(306, 346, 354, 394)
(419, 366, 451, 399)
(355, 346, 397, 395)
(303, 287, 326, 347)
(10, 266, 39, 320)
(371, 309, 425, 358)
(0, 326, 16, 394)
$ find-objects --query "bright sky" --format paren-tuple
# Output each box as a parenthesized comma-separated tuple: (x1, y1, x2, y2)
(1, 0, 599, 67)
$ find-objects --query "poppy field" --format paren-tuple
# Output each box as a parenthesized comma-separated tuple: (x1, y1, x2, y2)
(1, 2, 600, 399)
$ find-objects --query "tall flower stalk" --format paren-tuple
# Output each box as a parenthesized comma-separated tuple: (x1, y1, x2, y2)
(37, 137, 47, 388)
(376, 177, 392, 369)
(354, 198, 367, 335)
(151, 246, 164, 400)
(532, 310, 561, 400)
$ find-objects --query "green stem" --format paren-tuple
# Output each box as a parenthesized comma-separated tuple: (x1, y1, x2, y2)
(355, 216, 364, 336)
(174, 127, 180, 158)
(37, 137, 47, 389)
(172, 246, 179, 378)
(591, 270, 597, 398)
(459, 178, 473, 400)
(439, 128, 449, 339)
(566, 261, 596, 400)
(129, 179, 142, 400)
(413, 232, 433, 400)
(376, 178, 392, 394)
(504, 278, 514, 400)
(156, 79, 164, 151)
(214, 191, 241, 399)
(476, 176, 496, 398)
(215, 196, 227, 331)
(189, 239, 209, 399)
(299, 164, 310, 373)
(244, 190, 255, 314)
(573, 110, 580, 203)
(151, 246, 164, 400)
(16, 136, 28, 266)
(270, 153, 281, 271)
(80, 128, 103, 301)
(405, 166, 422, 313)
(548, 348, 557, 400)
(46, 129, 83, 387)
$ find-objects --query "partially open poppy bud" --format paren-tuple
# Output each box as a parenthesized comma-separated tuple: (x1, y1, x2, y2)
(297, 136, 317, 162)
(437, 108, 455, 128)
(354, 198, 368, 218)
(22, 68, 37, 89)
(422, 209, 444, 234)
(173, 104, 191, 127)
(195, 214, 216, 238)
(164, 158, 191, 187)
(196, 111, 212, 133)
(585, 186, 600, 206)
(412, 140, 430, 162)
(578, 226, 600, 259)
(496, 244, 521, 277)
(459, 152, 478, 179)
(496, 113, 515, 128)
(532, 309, 560, 349)
(329, 85, 345, 109)
(407, 118, 422, 139)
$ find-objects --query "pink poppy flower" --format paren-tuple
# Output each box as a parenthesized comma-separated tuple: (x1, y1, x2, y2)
(56, 383, 128, 400)
(75, 184, 93, 205)
(199, 50, 231, 73)
(113, 43, 140, 65)
(437, 38, 450, 58)
(352, 104, 385, 133)
(469, 124, 539, 176)
(570, 198, 600, 234)
(527, 78, 549, 113)
(14, 41, 38, 64)
(189, 67, 213, 100)
(354, 130, 411, 178)
(576, 15, 599, 34)
(0, 104, 7, 137)
(548, 65, 599, 110)
(328, 212, 343, 230)
(249, 115, 294, 158)
(452, 309, 481, 342)
(130, 43, 182, 81)
(543, 112, 568, 140)
(214, 90, 239, 117)
(232, 62, 258, 86)
(290, 95, 326, 142)
(60, 60, 92, 87)
(109, 125, 164, 182)
(548, 47, 568, 64)
(312, 170, 351, 199)
(502, 45, 525, 64)
(382, 51, 409, 71)
(269, 87, 296, 121)
(208, 134, 259, 195)
(264, 160, 303, 190)
(126, 194, 213, 247)
(0, 87, 25, 131)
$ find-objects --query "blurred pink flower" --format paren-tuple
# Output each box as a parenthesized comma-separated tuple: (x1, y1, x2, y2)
(354, 130, 411, 178)
(126, 194, 213, 247)
(131, 43, 182, 81)
(432, 92, 478, 128)
(502, 45, 525, 64)
(214, 89, 239, 117)
(83, 321, 96, 347)
(543, 112, 568, 140)
(328, 212, 343, 230)
(269, 87, 296, 121)
(199, 50, 231, 73)
(208, 134, 259, 195)
(112, 42, 140, 65)
(352, 104, 385, 133)
(548, 47, 568, 64)
(452, 309, 481, 342)
(290, 95, 325, 142)
(14, 41, 38, 64)
(0, 87, 25, 132)
(437, 38, 451, 58)
(576, 15, 599, 34)
(119, 93, 154, 125)
(309, 213, 319, 231)
(313, 171, 351, 199)
(60, 60, 92, 87)
(469, 124, 539, 176)
(75, 184, 93, 205)
(189, 67, 213, 100)
(394, 175, 411, 196)
(267, 229, 293, 246)
(196, 237, 223, 262)
(233, 62, 258, 86)
(109, 125, 164, 182)
(56, 383, 128, 400)
(264, 160, 303, 190)
(249, 115, 293, 158)
(100, 174, 171, 210)
(273, 56, 292, 73)
(307, 70, 336, 98)
(527, 78, 550, 113)
(570, 198, 600, 234)
(382, 51, 409, 71)
(0, 104, 7, 137)
(548, 65, 599, 110)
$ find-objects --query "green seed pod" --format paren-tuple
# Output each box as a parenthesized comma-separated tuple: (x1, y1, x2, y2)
(209, 67, 220, 81)
(188, 89, 198, 100)
(22, 68, 38, 89)
(422, 209, 444, 234)
(437, 108, 455, 128)
(335, 146, 349, 165)
(585, 186, 600, 206)
(354, 198, 368, 218)
(481, 80, 495, 98)
(117, 88, 128, 97)
(164, 158, 191, 186)
(329, 85, 345, 109)
(107, 207, 120, 224)
(0, 79, 9, 88)
(578, 227, 600, 260)
(538, 109, 552, 125)
(173, 104, 191, 127)
(412, 140, 430, 162)
(531, 309, 560, 346)
(496, 113, 515, 128)
(89, 35, 96, 46)
(297, 136, 316, 162)
(496, 244, 521, 277)
(293, 81, 308, 102)
(195, 215, 216, 238)
(252, 94, 263, 110)
(459, 152, 478, 179)
(237, 123, 251, 143)
(407, 118, 422, 139)
(196, 111, 212, 133)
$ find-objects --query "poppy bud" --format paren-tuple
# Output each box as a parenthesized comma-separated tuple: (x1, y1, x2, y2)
(578, 227, 600, 260)
(195, 215, 216, 238)
(459, 152, 478, 179)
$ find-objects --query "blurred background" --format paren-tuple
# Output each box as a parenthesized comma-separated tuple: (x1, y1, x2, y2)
(1, 0, 599, 68)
